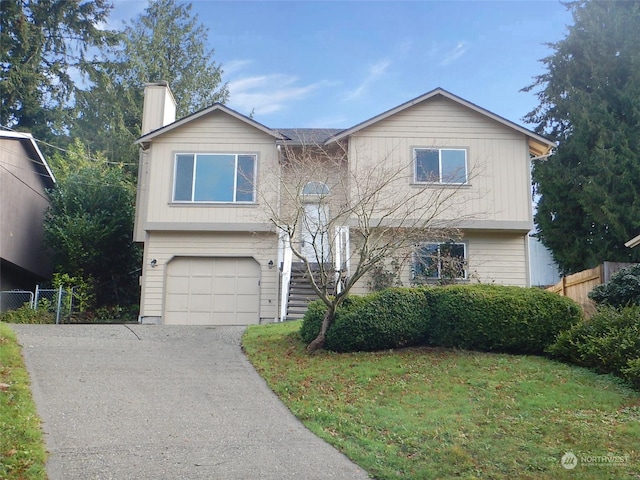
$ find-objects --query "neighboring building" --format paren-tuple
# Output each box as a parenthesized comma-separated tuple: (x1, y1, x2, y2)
(133, 83, 555, 325)
(625, 234, 640, 249)
(0, 130, 56, 290)
(529, 235, 561, 287)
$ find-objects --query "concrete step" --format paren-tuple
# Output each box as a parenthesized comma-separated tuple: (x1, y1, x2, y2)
(286, 263, 336, 320)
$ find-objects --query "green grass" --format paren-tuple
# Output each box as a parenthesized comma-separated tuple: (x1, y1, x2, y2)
(0, 323, 47, 479)
(243, 321, 640, 479)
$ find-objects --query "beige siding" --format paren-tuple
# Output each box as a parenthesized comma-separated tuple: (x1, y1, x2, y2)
(139, 231, 279, 323)
(466, 232, 529, 286)
(141, 84, 176, 135)
(138, 110, 280, 230)
(394, 232, 529, 287)
(350, 230, 529, 295)
(348, 96, 532, 229)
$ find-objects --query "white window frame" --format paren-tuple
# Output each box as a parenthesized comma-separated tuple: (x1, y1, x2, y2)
(172, 153, 257, 204)
(412, 242, 467, 280)
(301, 181, 330, 197)
(413, 147, 468, 184)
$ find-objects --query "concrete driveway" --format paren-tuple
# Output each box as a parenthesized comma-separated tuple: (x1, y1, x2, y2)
(10, 324, 370, 480)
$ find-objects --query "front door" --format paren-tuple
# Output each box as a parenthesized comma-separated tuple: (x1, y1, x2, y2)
(301, 203, 330, 263)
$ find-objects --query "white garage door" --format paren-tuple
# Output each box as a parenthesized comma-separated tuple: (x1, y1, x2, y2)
(165, 257, 260, 325)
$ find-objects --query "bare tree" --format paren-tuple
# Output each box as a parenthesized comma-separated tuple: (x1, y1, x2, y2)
(259, 132, 479, 352)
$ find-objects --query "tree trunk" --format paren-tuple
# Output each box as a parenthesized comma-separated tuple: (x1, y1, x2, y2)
(306, 307, 335, 353)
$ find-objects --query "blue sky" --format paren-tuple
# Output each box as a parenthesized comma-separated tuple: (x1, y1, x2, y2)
(111, 0, 572, 130)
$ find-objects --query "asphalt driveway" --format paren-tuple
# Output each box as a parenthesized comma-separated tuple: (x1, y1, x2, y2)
(10, 324, 370, 480)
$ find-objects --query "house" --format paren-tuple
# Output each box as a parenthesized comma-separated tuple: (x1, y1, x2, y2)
(625, 234, 640, 248)
(0, 130, 56, 291)
(133, 83, 555, 325)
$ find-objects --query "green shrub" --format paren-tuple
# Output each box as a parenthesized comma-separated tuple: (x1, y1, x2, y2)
(325, 288, 430, 352)
(0, 305, 55, 324)
(301, 285, 582, 356)
(621, 358, 640, 390)
(547, 306, 640, 388)
(424, 284, 582, 355)
(299, 300, 329, 344)
(299, 295, 372, 345)
(589, 264, 640, 307)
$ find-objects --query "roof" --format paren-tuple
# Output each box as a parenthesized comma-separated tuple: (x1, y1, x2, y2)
(0, 129, 56, 184)
(326, 87, 556, 157)
(135, 103, 285, 145)
(625, 234, 640, 248)
(276, 128, 344, 145)
(134, 87, 556, 158)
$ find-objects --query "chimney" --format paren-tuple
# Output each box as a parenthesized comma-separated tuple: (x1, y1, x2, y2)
(141, 81, 177, 136)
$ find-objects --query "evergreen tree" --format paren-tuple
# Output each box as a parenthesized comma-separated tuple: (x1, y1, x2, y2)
(44, 140, 141, 308)
(71, 0, 229, 167)
(524, 0, 640, 273)
(0, 0, 116, 142)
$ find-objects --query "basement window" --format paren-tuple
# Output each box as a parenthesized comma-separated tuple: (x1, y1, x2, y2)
(413, 242, 467, 280)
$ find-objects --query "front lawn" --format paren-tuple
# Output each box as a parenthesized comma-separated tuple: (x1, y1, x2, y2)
(0, 323, 47, 479)
(243, 321, 640, 479)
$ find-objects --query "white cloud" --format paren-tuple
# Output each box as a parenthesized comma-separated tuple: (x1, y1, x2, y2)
(439, 42, 468, 66)
(227, 73, 330, 116)
(222, 59, 253, 76)
(345, 59, 391, 100)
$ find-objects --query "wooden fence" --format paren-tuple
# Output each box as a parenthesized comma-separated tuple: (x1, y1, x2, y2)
(546, 262, 634, 315)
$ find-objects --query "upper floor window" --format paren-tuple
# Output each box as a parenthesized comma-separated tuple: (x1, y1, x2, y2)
(414, 148, 467, 184)
(302, 181, 330, 196)
(173, 153, 256, 203)
(413, 242, 467, 281)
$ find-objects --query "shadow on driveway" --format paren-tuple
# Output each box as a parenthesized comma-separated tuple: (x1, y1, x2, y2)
(11, 324, 370, 480)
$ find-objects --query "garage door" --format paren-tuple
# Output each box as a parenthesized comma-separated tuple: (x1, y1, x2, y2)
(165, 257, 260, 325)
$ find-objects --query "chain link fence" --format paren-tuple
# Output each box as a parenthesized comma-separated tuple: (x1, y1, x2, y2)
(0, 285, 78, 323)
(0, 290, 34, 312)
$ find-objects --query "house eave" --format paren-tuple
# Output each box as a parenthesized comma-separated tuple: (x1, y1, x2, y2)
(324, 87, 556, 157)
(134, 104, 285, 145)
(625, 234, 640, 248)
(0, 130, 56, 184)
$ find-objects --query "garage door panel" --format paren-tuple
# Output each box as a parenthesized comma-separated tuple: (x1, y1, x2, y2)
(165, 257, 260, 326)
(212, 277, 237, 294)
(213, 294, 237, 312)
(191, 260, 214, 275)
(190, 294, 212, 311)
(169, 260, 192, 275)
(191, 278, 212, 294)
(166, 293, 189, 311)
(166, 276, 190, 294)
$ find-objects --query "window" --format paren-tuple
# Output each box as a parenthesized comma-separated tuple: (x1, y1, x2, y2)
(414, 148, 467, 184)
(302, 181, 330, 196)
(413, 242, 467, 280)
(173, 153, 256, 203)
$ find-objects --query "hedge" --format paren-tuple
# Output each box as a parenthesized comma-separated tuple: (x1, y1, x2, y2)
(299, 295, 372, 345)
(424, 284, 583, 355)
(300, 284, 582, 355)
(326, 288, 429, 352)
(589, 263, 640, 307)
(547, 306, 640, 388)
